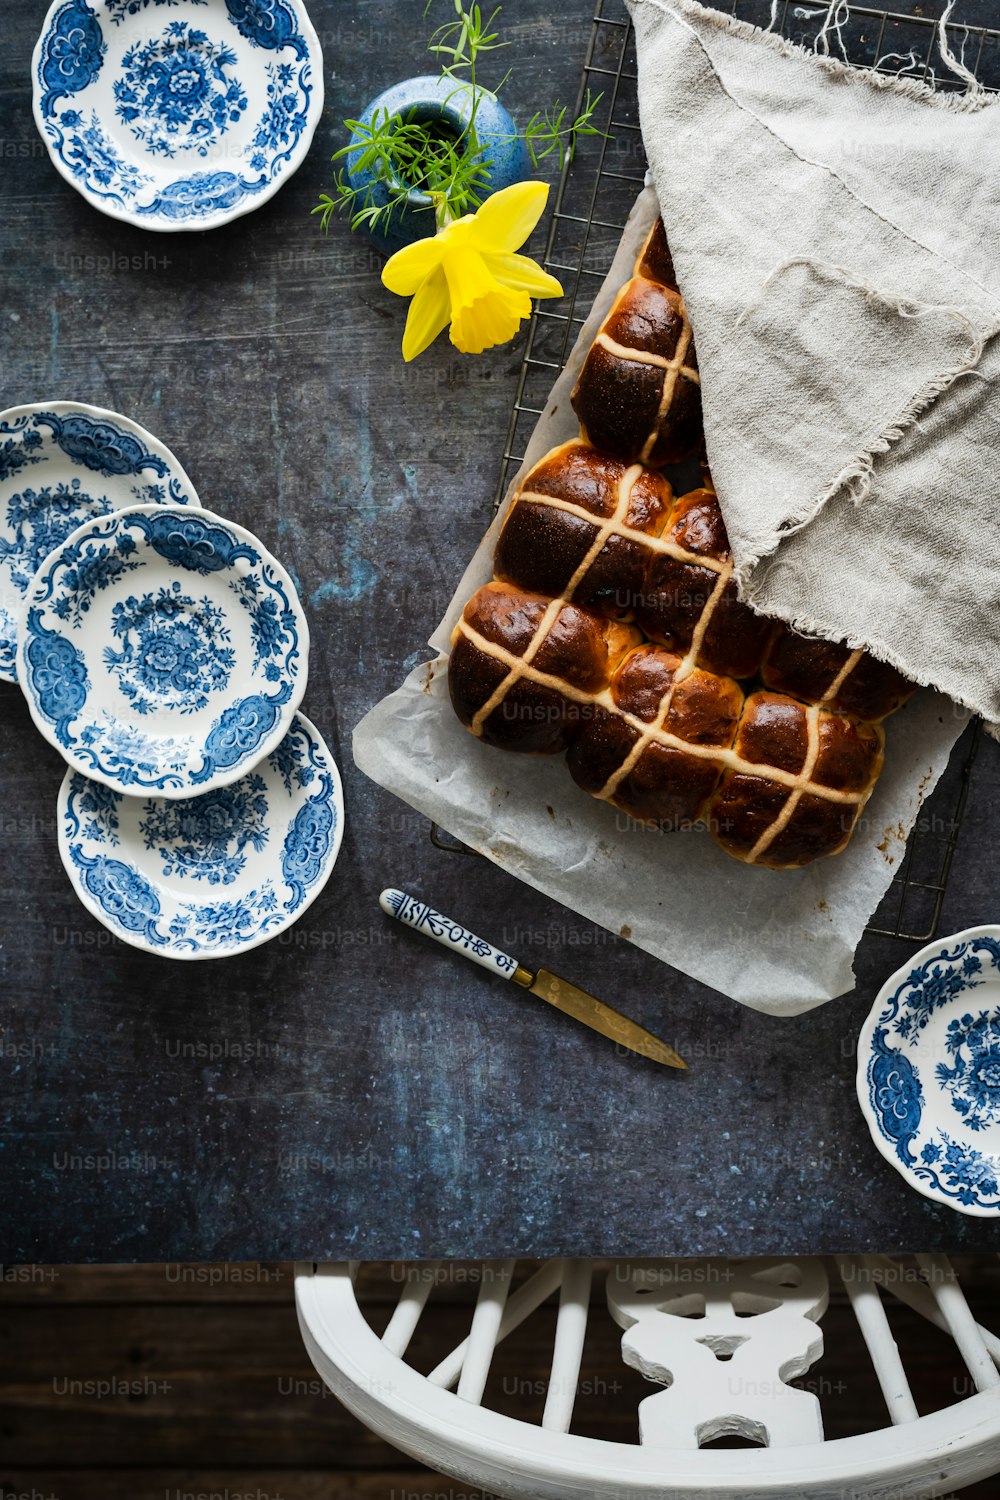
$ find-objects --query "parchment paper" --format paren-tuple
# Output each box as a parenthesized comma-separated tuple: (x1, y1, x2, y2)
(354, 186, 967, 1016)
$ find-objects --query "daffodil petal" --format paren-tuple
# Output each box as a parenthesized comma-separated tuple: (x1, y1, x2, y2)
(469, 180, 549, 254)
(483, 251, 563, 300)
(401, 268, 451, 361)
(441, 242, 498, 312)
(382, 235, 446, 297)
(450, 286, 531, 355)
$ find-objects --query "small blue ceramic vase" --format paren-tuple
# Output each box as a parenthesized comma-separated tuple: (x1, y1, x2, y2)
(345, 74, 532, 257)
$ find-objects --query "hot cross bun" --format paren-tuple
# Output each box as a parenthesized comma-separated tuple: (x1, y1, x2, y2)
(709, 693, 885, 869)
(761, 625, 913, 722)
(571, 219, 701, 465)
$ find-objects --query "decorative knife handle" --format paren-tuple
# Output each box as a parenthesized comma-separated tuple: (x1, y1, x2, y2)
(379, 888, 523, 981)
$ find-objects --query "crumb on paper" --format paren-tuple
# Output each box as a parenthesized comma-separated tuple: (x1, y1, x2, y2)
(422, 662, 434, 694)
(876, 831, 897, 865)
(546, 804, 555, 819)
(620, 923, 632, 939)
(877, 821, 907, 861)
(817, 899, 828, 912)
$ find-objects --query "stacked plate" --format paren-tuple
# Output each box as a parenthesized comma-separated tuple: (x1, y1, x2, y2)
(1, 400, 343, 959)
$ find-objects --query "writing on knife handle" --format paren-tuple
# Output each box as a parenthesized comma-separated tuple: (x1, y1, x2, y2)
(379, 887, 525, 981)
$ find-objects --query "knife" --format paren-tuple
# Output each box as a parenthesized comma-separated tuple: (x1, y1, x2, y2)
(378, 888, 686, 1070)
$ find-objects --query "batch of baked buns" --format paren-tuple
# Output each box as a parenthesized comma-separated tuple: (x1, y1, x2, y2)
(448, 218, 915, 869)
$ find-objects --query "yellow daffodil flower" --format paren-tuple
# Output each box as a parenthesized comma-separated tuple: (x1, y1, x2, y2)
(381, 180, 564, 361)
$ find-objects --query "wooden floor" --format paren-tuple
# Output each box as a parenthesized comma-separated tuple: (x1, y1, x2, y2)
(1, 1259, 998, 1499)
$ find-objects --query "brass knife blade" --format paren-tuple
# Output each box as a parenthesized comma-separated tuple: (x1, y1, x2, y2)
(519, 967, 687, 1070)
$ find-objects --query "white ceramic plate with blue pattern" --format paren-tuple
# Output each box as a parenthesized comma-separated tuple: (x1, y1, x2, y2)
(17, 503, 309, 797)
(32, 0, 323, 231)
(0, 401, 201, 685)
(58, 711, 343, 958)
(857, 925, 1000, 1217)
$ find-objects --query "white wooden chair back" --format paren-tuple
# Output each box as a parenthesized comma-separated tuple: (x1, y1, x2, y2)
(295, 1255, 1000, 1500)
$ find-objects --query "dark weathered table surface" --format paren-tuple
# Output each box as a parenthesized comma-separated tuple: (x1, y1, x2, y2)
(2, 0, 999, 1264)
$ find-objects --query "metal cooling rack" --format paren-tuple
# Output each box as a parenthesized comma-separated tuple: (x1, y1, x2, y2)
(434, 0, 991, 944)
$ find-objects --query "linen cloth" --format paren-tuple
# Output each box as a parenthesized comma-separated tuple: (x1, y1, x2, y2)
(627, 0, 1000, 727)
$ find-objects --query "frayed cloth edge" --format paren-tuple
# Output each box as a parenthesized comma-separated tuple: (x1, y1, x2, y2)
(730, 258, 992, 569)
(730, 347, 988, 574)
(632, 0, 1000, 112)
(727, 315, 994, 721)
(735, 255, 991, 339)
(727, 260, 995, 719)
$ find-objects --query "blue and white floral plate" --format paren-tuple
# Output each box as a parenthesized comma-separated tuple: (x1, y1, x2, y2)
(32, 0, 323, 231)
(857, 925, 1000, 1218)
(58, 711, 343, 958)
(0, 401, 200, 684)
(17, 503, 309, 797)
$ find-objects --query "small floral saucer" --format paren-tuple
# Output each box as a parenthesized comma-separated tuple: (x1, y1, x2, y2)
(32, 0, 323, 231)
(857, 925, 1000, 1217)
(58, 711, 343, 958)
(17, 504, 308, 797)
(0, 401, 201, 684)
